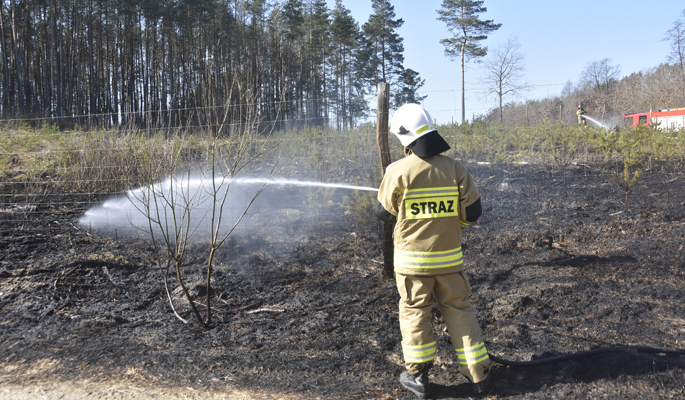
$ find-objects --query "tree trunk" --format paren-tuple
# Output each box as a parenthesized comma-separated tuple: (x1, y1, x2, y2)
(68, 5, 79, 116)
(10, 0, 25, 114)
(41, 7, 50, 114)
(52, 0, 62, 117)
(460, 42, 465, 124)
(0, 2, 10, 114)
(113, 0, 120, 125)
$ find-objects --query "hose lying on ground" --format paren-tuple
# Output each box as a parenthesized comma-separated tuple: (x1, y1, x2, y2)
(489, 346, 685, 367)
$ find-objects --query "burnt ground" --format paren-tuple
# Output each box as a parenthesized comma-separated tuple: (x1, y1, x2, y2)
(1, 161, 685, 399)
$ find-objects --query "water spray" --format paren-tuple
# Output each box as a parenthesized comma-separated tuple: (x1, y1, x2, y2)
(79, 176, 378, 235)
(581, 115, 606, 129)
(231, 177, 378, 192)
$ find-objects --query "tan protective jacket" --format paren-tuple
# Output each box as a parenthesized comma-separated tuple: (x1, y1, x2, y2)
(377, 154, 479, 276)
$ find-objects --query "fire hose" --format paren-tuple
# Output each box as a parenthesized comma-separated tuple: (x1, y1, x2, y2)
(489, 346, 685, 367)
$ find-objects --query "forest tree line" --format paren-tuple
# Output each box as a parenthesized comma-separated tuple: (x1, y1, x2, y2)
(0, 0, 426, 131)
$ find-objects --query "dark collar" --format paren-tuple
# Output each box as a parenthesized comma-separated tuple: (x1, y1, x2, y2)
(407, 130, 451, 157)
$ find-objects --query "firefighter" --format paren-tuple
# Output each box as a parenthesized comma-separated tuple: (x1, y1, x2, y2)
(374, 104, 490, 398)
(577, 104, 587, 126)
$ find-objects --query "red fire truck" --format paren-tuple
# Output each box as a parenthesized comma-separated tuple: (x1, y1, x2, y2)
(624, 108, 685, 131)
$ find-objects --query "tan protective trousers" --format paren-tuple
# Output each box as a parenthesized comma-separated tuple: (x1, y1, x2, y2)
(396, 271, 490, 383)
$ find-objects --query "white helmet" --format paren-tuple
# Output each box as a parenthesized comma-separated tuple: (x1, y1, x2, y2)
(389, 103, 437, 147)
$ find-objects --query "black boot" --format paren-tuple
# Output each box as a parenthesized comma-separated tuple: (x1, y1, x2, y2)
(472, 368, 491, 395)
(400, 370, 430, 398)
(462, 368, 491, 395)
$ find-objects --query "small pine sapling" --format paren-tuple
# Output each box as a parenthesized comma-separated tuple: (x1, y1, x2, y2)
(612, 159, 641, 213)
(611, 125, 647, 213)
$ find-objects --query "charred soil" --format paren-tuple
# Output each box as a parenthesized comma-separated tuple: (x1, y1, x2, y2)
(1, 162, 685, 399)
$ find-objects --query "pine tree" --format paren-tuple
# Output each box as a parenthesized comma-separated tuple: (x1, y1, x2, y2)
(329, 0, 359, 129)
(306, 0, 330, 126)
(437, 0, 500, 123)
(281, 0, 305, 126)
(361, 0, 404, 93)
(393, 68, 426, 106)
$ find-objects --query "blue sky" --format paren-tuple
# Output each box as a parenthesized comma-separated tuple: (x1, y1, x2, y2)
(329, 0, 684, 123)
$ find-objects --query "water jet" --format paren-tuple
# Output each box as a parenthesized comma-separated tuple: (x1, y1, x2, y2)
(79, 175, 378, 237)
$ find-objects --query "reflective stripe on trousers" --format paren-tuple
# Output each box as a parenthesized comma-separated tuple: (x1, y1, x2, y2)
(401, 341, 437, 363)
(456, 342, 490, 366)
(394, 247, 463, 270)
